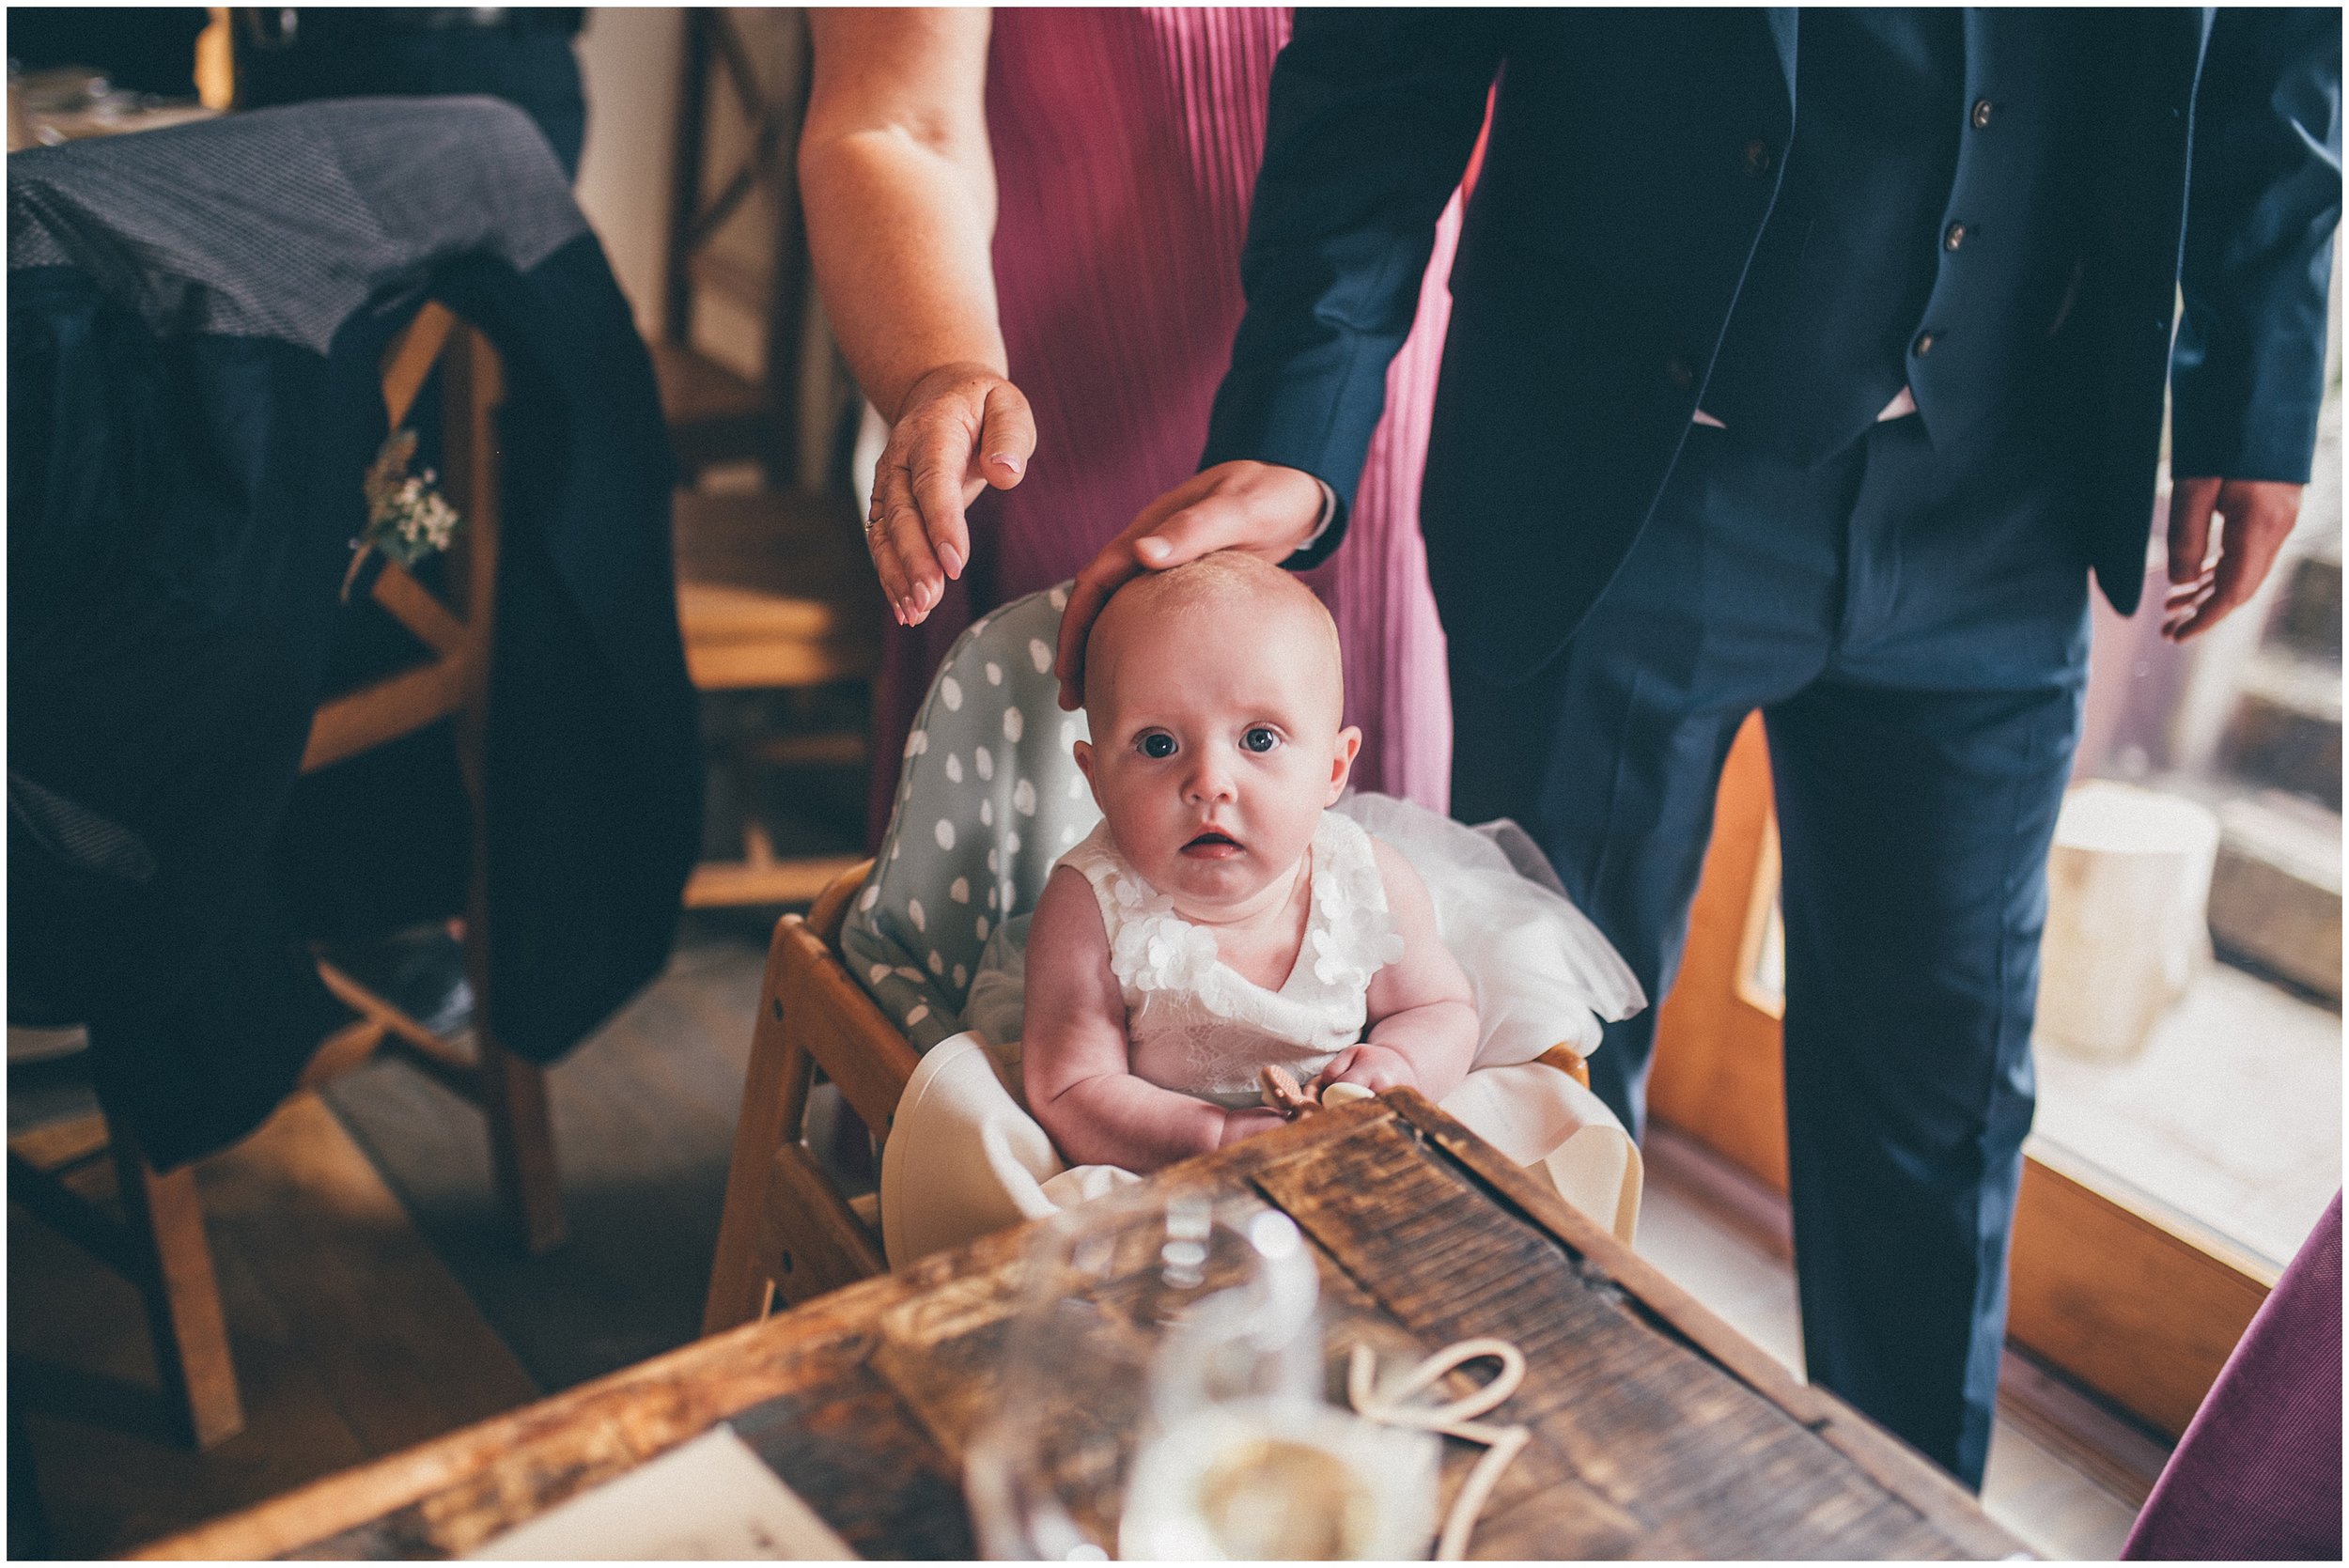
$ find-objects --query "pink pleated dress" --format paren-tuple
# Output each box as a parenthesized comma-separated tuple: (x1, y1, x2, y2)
(868, 7, 1460, 839)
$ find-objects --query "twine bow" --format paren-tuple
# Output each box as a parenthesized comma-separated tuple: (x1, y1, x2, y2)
(1347, 1338, 1532, 1560)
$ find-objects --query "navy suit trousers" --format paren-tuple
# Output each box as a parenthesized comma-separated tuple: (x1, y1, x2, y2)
(1451, 405, 2092, 1487)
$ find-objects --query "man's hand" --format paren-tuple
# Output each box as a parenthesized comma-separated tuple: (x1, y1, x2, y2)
(865, 361, 1036, 627)
(2163, 477, 2305, 642)
(1053, 460, 1326, 709)
(1310, 1043, 1420, 1097)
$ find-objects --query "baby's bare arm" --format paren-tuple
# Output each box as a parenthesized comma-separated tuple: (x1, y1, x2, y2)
(1022, 867, 1249, 1172)
(1318, 838, 1477, 1101)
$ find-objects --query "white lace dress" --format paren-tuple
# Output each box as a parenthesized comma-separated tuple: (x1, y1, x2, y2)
(1057, 811, 1403, 1109)
(888, 795, 1649, 1270)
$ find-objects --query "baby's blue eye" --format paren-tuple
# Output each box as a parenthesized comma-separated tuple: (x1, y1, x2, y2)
(1242, 727, 1279, 753)
(1139, 732, 1176, 759)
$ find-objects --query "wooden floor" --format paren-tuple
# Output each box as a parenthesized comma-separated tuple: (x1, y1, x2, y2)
(320, 920, 772, 1394)
(9, 913, 775, 1559)
(9, 1094, 541, 1557)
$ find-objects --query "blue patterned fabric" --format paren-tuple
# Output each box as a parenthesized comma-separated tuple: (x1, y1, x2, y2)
(842, 585, 1100, 1052)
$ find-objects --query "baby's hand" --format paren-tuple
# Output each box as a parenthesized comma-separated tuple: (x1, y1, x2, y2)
(1312, 1044, 1419, 1097)
(1258, 1064, 1320, 1119)
(1218, 1107, 1290, 1147)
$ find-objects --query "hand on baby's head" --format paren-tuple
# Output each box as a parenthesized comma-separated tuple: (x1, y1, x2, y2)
(1077, 551, 1346, 728)
(1068, 552, 1361, 918)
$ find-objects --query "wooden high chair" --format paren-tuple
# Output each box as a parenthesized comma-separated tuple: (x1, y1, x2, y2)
(700, 861, 1609, 1332)
(702, 858, 901, 1331)
(7, 303, 562, 1450)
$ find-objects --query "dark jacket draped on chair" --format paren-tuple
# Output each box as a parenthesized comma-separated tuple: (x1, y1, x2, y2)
(8, 99, 700, 1168)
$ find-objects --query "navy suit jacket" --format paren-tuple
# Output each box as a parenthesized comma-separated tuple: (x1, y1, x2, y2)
(1203, 8, 2341, 683)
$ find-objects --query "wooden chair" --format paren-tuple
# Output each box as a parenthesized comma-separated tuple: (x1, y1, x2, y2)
(303, 305, 564, 1262)
(7, 303, 562, 1450)
(655, 8, 879, 905)
(656, 7, 817, 487)
(673, 487, 879, 908)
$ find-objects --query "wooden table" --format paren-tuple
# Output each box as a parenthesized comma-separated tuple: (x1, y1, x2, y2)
(146, 1093, 2025, 1560)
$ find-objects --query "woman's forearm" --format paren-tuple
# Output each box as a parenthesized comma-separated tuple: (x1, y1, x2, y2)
(800, 8, 1006, 422)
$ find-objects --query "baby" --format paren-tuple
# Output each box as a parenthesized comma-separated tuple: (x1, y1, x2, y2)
(1023, 551, 1477, 1173)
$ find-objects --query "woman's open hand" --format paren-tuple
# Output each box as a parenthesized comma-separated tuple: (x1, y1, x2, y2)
(866, 361, 1037, 626)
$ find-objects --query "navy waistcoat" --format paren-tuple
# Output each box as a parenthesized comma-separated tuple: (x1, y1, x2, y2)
(1206, 9, 2340, 683)
(1703, 9, 2091, 465)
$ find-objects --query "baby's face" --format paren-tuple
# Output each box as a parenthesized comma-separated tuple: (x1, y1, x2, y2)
(1078, 587, 1359, 919)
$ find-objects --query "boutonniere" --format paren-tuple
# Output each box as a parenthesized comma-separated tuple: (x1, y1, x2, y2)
(344, 428, 463, 599)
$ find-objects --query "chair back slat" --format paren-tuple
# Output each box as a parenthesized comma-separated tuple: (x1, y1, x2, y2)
(301, 309, 500, 775)
(302, 660, 470, 772)
(369, 562, 468, 657)
(381, 301, 458, 427)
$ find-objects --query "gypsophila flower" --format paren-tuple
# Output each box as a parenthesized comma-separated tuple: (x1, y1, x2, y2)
(359, 428, 462, 567)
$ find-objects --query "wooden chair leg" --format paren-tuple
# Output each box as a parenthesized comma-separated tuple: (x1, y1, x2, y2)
(760, 1141, 883, 1311)
(477, 1041, 565, 1256)
(705, 924, 817, 1335)
(111, 1134, 243, 1449)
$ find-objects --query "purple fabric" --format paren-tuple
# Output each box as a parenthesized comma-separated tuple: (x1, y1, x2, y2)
(866, 8, 1459, 841)
(2124, 1192, 2341, 1560)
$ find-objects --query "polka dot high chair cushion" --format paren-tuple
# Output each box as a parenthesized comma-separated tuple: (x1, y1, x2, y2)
(843, 584, 1100, 1051)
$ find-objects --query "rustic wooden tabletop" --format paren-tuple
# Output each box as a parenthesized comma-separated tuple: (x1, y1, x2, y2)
(146, 1092, 2024, 1560)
